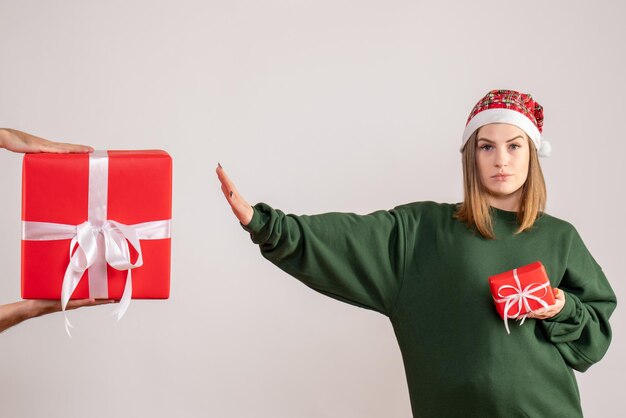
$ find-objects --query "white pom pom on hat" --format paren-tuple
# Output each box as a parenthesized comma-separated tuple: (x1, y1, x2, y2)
(537, 138, 552, 157)
(461, 89, 551, 157)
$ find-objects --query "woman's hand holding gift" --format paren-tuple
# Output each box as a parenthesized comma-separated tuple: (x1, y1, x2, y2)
(526, 288, 566, 320)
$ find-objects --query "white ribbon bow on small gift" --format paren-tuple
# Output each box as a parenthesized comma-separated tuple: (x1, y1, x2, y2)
(22, 151, 171, 335)
(494, 268, 550, 334)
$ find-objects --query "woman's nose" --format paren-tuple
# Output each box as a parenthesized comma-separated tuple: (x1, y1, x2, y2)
(494, 148, 508, 167)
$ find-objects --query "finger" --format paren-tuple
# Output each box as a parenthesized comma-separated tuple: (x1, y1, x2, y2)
(221, 183, 229, 198)
(90, 299, 116, 305)
(218, 171, 240, 205)
(537, 307, 561, 319)
(222, 184, 246, 216)
(43, 142, 94, 154)
(64, 299, 94, 310)
(225, 186, 236, 201)
(58, 142, 94, 153)
(216, 164, 238, 195)
(65, 298, 115, 310)
(555, 288, 566, 301)
(221, 183, 235, 205)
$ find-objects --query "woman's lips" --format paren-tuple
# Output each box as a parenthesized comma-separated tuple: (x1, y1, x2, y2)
(492, 174, 512, 181)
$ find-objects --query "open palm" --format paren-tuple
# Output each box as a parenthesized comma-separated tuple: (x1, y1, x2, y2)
(216, 164, 254, 226)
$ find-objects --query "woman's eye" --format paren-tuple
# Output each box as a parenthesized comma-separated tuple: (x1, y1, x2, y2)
(509, 143, 521, 150)
(479, 144, 493, 151)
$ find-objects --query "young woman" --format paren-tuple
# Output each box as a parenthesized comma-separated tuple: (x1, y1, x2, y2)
(0, 128, 113, 334)
(217, 90, 617, 417)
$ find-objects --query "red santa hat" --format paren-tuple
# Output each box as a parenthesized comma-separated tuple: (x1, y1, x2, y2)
(461, 89, 552, 157)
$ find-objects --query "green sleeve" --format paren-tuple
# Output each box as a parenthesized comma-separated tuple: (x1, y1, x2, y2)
(540, 228, 617, 372)
(240, 202, 408, 317)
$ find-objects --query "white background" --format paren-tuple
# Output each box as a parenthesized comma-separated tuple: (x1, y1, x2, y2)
(1, 1, 624, 417)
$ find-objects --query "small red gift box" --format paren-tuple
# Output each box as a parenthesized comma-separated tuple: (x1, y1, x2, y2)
(488, 261, 555, 333)
(21, 150, 172, 317)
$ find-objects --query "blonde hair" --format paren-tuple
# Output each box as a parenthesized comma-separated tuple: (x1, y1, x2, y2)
(454, 130, 547, 239)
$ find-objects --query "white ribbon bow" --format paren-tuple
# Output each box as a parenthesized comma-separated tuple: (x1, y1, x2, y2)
(23, 219, 170, 335)
(64, 221, 142, 321)
(494, 268, 550, 334)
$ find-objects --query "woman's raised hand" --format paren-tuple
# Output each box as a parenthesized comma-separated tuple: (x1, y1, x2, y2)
(216, 164, 254, 226)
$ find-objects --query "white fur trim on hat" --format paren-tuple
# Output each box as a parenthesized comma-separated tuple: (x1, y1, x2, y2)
(460, 108, 543, 155)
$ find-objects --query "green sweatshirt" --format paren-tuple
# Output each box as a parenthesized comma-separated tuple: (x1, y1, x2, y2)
(241, 201, 616, 418)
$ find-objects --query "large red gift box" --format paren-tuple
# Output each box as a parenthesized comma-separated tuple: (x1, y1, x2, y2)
(488, 261, 555, 333)
(21, 150, 172, 302)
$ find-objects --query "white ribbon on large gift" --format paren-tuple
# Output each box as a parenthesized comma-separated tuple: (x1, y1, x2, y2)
(494, 268, 550, 334)
(22, 150, 171, 334)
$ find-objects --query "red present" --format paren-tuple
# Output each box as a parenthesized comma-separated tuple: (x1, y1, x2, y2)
(488, 261, 555, 334)
(21, 150, 172, 320)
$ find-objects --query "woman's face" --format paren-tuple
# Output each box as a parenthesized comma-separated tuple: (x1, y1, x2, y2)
(475, 123, 530, 203)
